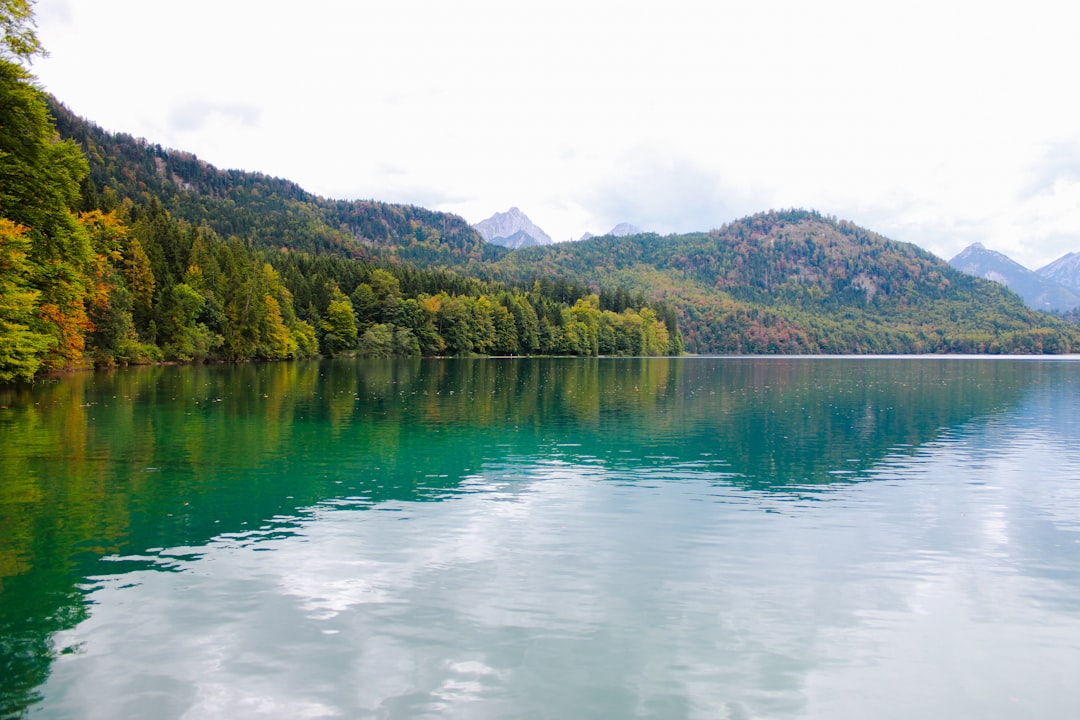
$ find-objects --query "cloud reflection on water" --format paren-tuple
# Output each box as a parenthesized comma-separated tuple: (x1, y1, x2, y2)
(39, 410, 1080, 719)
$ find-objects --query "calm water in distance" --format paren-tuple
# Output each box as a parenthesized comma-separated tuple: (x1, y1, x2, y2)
(1, 357, 1079, 719)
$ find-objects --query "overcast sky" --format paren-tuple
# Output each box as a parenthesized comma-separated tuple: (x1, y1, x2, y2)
(29, 0, 1080, 268)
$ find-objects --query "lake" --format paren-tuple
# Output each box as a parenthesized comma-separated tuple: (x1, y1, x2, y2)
(1, 357, 1079, 719)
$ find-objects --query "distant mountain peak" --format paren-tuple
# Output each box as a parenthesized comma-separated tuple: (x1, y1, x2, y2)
(609, 222, 642, 237)
(950, 243, 1080, 312)
(578, 222, 644, 242)
(1038, 251, 1080, 292)
(473, 208, 553, 249)
(950, 242, 1019, 267)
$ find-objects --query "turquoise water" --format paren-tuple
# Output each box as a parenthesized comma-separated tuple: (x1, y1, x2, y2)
(1, 357, 1079, 718)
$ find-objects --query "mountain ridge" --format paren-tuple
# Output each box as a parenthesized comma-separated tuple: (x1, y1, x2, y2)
(948, 243, 1080, 312)
(1037, 251, 1080, 292)
(492, 211, 1080, 354)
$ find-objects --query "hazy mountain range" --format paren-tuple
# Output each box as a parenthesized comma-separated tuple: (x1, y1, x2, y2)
(473, 209, 642, 247)
(578, 223, 643, 241)
(948, 243, 1080, 312)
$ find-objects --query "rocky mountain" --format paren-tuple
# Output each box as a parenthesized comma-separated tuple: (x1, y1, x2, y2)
(609, 222, 642, 237)
(578, 223, 643, 241)
(1037, 252, 1080, 293)
(473, 207, 553, 249)
(949, 243, 1080, 312)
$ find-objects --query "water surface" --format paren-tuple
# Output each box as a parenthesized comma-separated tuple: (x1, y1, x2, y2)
(1, 358, 1079, 718)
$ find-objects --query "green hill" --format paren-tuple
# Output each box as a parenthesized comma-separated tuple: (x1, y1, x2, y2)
(491, 210, 1080, 354)
(47, 99, 502, 267)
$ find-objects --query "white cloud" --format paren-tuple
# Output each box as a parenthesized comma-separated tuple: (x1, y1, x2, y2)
(169, 101, 260, 133)
(31, 0, 1080, 265)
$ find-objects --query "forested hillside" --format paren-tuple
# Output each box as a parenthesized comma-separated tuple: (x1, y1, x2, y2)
(47, 100, 502, 267)
(0, 32, 679, 383)
(492, 210, 1080, 354)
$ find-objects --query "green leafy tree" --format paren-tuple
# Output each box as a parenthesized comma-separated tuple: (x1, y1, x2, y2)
(471, 296, 496, 353)
(509, 295, 540, 353)
(258, 292, 295, 359)
(436, 294, 473, 354)
(398, 296, 443, 355)
(639, 307, 670, 356)
(368, 268, 401, 322)
(357, 323, 393, 357)
(350, 282, 379, 329)
(319, 286, 357, 356)
(0, 219, 50, 380)
(492, 302, 519, 354)
(569, 295, 601, 355)
(159, 282, 214, 361)
(1, 0, 44, 63)
(392, 326, 420, 356)
(1, 54, 94, 369)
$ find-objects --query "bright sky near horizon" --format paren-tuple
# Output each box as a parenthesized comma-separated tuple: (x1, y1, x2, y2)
(29, 0, 1080, 268)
